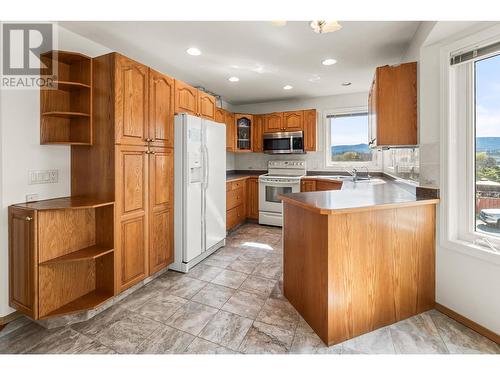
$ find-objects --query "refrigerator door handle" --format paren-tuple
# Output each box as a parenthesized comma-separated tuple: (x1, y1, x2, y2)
(202, 145, 209, 189)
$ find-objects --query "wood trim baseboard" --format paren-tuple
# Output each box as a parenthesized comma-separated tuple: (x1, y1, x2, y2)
(435, 303, 500, 344)
(0, 311, 21, 326)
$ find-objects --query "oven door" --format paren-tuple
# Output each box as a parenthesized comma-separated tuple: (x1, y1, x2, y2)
(263, 134, 291, 154)
(259, 180, 300, 213)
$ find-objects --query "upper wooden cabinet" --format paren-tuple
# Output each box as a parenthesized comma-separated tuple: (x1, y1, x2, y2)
(368, 62, 417, 148)
(174, 80, 198, 116)
(303, 109, 317, 151)
(215, 107, 226, 124)
(149, 68, 174, 148)
(198, 91, 216, 120)
(264, 112, 284, 133)
(114, 54, 149, 146)
(225, 111, 236, 152)
(252, 115, 264, 152)
(235, 114, 253, 152)
(283, 111, 303, 131)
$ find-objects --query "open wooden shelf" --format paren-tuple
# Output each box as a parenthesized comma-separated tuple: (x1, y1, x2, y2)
(40, 50, 92, 145)
(41, 289, 113, 319)
(40, 245, 114, 266)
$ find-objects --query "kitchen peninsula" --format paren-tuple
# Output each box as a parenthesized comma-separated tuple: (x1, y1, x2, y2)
(280, 182, 439, 346)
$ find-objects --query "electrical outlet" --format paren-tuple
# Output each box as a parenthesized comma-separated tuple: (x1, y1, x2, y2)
(26, 194, 39, 202)
(28, 169, 58, 185)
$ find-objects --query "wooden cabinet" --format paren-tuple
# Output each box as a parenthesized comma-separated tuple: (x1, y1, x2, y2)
(368, 62, 417, 147)
(247, 177, 259, 219)
(226, 179, 247, 230)
(301, 178, 343, 192)
(235, 114, 253, 152)
(9, 198, 115, 320)
(303, 109, 317, 151)
(225, 111, 236, 152)
(215, 107, 226, 124)
(198, 91, 216, 120)
(114, 54, 149, 146)
(174, 79, 198, 116)
(148, 147, 174, 274)
(264, 112, 284, 133)
(115, 145, 149, 291)
(252, 115, 264, 152)
(283, 111, 303, 131)
(149, 68, 174, 148)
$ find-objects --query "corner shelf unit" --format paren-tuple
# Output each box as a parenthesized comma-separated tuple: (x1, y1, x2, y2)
(8, 197, 115, 320)
(40, 51, 92, 145)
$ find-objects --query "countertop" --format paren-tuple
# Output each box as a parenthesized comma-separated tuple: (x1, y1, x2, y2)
(280, 178, 439, 215)
(226, 171, 265, 182)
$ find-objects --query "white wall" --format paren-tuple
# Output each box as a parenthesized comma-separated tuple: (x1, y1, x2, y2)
(229, 92, 374, 171)
(0, 24, 111, 318)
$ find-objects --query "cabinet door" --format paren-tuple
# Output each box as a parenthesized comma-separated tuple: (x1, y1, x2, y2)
(283, 111, 303, 131)
(252, 115, 264, 152)
(215, 107, 226, 124)
(264, 112, 284, 132)
(199, 92, 216, 120)
(114, 54, 149, 146)
(225, 111, 236, 152)
(9, 207, 38, 319)
(149, 147, 174, 274)
(303, 109, 317, 151)
(115, 145, 149, 292)
(174, 80, 198, 116)
(149, 68, 174, 148)
(315, 179, 342, 191)
(247, 177, 259, 219)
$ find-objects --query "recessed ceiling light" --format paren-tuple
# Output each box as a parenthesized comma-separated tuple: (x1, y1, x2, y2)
(283, 85, 293, 90)
(186, 47, 201, 56)
(341, 82, 352, 86)
(271, 21, 287, 27)
(228, 76, 239, 82)
(322, 58, 337, 66)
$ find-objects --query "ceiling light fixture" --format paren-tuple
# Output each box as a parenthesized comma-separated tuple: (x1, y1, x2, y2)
(186, 47, 201, 56)
(310, 21, 342, 34)
(228, 76, 240, 82)
(322, 58, 337, 66)
(341, 82, 352, 86)
(271, 21, 287, 27)
(283, 85, 293, 90)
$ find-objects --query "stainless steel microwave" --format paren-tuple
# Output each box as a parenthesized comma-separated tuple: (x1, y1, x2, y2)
(263, 131, 304, 154)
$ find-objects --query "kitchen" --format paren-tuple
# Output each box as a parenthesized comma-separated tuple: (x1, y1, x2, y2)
(1, 12, 500, 369)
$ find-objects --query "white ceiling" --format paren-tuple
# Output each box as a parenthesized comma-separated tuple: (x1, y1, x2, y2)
(60, 21, 420, 105)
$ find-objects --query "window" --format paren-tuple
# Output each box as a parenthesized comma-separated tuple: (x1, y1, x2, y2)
(325, 110, 378, 168)
(385, 148, 420, 183)
(474, 53, 500, 236)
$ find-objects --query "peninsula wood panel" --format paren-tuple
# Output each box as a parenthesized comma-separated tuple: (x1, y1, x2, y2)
(8, 207, 37, 319)
(174, 80, 198, 116)
(283, 202, 436, 345)
(114, 54, 149, 146)
(149, 68, 174, 148)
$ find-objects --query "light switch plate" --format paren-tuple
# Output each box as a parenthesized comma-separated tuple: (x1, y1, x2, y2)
(28, 169, 58, 185)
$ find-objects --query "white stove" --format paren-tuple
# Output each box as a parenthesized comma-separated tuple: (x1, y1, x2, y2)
(259, 160, 306, 227)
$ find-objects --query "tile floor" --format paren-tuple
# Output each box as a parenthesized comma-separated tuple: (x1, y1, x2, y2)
(0, 223, 499, 354)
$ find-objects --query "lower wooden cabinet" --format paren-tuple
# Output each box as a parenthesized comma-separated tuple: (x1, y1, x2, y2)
(247, 177, 259, 219)
(301, 178, 343, 192)
(226, 176, 260, 229)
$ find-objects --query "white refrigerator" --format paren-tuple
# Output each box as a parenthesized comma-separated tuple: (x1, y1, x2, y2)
(170, 113, 226, 272)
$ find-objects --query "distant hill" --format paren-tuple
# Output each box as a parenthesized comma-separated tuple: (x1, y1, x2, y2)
(477, 137, 500, 152)
(332, 143, 370, 155)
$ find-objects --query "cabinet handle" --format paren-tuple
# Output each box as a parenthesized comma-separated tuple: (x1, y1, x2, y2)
(150, 151, 156, 155)
(25, 216, 32, 222)
(145, 138, 153, 142)
(145, 150, 151, 154)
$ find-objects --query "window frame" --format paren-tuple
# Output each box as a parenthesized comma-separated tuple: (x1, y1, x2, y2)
(441, 25, 500, 265)
(323, 106, 382, 170)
